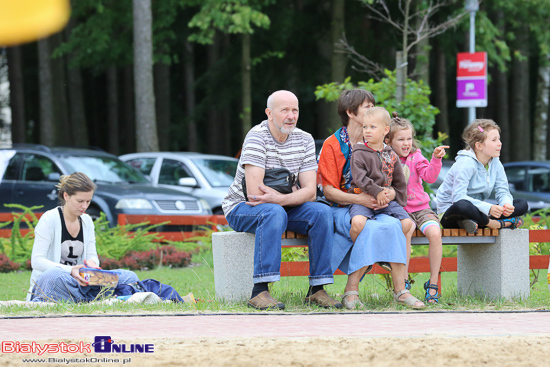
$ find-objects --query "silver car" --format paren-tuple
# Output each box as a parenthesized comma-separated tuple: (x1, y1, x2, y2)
(120, 152, 239, 214)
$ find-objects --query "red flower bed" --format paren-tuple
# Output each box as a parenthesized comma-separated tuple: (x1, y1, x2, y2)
(99, 246, 193, 270)
(0, 254, 21, 273)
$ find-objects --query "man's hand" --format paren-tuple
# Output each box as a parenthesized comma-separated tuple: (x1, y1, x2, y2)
(246, 185, 284, 206)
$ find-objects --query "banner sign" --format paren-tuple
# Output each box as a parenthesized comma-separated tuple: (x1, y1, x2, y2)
(456, 52, 487, 108)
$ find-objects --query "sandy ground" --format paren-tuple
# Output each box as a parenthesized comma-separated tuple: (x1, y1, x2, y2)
(2, 336, 550, 367)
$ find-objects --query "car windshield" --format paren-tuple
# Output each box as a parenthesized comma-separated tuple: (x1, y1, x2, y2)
(193, 159, 238, 187)
(59, 155, 148, 184)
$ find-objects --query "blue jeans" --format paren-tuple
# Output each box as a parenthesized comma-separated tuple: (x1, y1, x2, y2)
(226, 201, 334, 286)
(30, 268, 139, 302)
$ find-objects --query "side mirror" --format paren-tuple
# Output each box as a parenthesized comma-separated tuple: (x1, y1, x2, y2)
(178, 177, 198, 187)
(47, 172, 61, 181)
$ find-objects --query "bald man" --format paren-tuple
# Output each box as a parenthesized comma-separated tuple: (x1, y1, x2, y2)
(223, 90, 342, 310)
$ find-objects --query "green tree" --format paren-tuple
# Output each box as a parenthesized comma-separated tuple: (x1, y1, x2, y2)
(315, 71, 442, 156)
(188, 0, 271, 138)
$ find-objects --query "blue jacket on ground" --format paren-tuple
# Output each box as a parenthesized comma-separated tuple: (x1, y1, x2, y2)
(436, 149, 513, 216)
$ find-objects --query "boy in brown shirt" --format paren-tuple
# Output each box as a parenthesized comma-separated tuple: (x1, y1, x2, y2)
(349, 107, 413, 243)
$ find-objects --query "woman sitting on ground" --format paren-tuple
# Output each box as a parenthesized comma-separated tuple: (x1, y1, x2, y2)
(28, 172, 139, 302)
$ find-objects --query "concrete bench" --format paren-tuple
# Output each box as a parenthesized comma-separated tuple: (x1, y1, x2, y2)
(212, 228, 530, 302)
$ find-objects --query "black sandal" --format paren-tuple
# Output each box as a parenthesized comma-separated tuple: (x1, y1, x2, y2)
(424, 281, 440, 304)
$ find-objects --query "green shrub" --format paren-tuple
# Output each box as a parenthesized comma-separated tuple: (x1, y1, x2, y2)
(93, 212, 166, 260)
(315, 70, 446, 158)
(0, 204, 42, 266)
(0, 205, 211, 271)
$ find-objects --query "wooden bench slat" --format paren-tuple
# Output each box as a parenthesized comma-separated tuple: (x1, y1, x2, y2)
(280, 228, 507, 239)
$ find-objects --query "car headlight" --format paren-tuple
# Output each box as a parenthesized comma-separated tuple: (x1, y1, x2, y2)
(199, 199, 211, 211)
(115, 198, 153, 209)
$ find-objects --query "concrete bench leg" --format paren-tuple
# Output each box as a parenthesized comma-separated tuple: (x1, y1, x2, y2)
(212, 232, 255, 302)
(457, 229, 529, 300)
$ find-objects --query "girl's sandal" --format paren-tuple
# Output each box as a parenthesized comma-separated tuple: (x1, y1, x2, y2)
(423, 281, 440, 304)
(497, 217, 524, 230)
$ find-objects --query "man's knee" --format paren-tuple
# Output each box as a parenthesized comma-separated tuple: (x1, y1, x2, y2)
(261, 204, 288, 231)
(304, 202, 332, 224)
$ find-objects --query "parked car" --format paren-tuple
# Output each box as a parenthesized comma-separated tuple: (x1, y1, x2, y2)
(0, 145, 212, 225)
(500, 161, 550, 212)
(120, 152, 239, 214)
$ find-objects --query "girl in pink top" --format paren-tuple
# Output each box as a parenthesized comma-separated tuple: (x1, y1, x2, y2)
(387, 112, 448, 304)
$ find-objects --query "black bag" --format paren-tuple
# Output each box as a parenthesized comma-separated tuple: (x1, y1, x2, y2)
(242, 168, 296, 201)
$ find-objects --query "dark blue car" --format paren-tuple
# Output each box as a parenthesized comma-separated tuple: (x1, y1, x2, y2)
(501, 161, 550, 212)
(0, 145, 212, 225)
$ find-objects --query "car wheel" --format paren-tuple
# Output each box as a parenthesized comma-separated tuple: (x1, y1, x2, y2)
(85, 206, 103, 221)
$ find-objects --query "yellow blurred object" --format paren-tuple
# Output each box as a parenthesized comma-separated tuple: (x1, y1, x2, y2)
(0, 0, 70, 46)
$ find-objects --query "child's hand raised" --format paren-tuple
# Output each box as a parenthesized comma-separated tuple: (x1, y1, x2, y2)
(433, 145, 450, 159)
(376, 190, 389, 206)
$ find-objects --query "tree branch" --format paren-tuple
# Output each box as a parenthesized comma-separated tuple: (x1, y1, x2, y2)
(336, 35, 385, 80)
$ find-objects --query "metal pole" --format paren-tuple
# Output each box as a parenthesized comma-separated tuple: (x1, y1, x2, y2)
(468, 8, 476, 123)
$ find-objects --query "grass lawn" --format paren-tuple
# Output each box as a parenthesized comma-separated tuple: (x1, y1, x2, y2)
(1, 249, 549, 316)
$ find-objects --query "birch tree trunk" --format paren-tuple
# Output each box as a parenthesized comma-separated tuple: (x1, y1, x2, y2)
(6, 46, 26, 143)
(133, 0, 159, 152)
(184, 40, 197, 152)
(413, 2, 430, 85)
(107, 66, 119, 154)
(37, 38, 54, 145)
(533, 57, 550, 161)
(510, 25, 531, 161)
